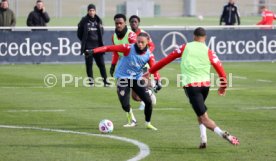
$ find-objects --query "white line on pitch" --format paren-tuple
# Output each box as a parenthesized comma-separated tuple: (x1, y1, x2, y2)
(6, 109, 65, 113)
(133, 108, 183, 111)
(0, 125, 150, 161)
(154, 108, 183, 111)
(232, 76, 247, 80)
(0, 86, 45, 89)
(256, 79, 273, 83)
(209, 88, 244, 91)
(177, 88, 244, 91)
(244, 107, 276, 110)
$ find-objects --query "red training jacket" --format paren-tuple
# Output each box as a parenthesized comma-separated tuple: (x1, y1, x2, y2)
(257, 9, 276, 25)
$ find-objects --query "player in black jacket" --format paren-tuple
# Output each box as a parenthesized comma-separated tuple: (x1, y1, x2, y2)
(77, 4, 110, 86)
(219, 0, 240, 25)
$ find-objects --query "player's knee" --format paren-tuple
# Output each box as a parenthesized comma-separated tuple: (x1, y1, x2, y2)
(143, 98, 152, 108)
(198, 113, 208, 123)
(150, 93, 156, 105)
(121, 104, 130, 112)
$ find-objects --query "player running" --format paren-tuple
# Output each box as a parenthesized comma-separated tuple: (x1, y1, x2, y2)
(86, 32, 161, 130)
(144, 27, 240, 147)
(129, 15, 162, 110)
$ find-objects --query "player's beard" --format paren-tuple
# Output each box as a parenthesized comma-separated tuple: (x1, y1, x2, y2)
(115, 25, 128, 39)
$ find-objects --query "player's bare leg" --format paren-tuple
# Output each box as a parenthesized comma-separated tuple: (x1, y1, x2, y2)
(199, 112, 239, 146)
(198, 118, 207, 149)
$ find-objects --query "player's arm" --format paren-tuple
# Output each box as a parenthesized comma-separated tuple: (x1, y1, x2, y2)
(149, 45, 185, 74)
(77, 18, 84, 41)
(128, 32, 137, 43)
(148, 39, 155, 53)
(148, 53, 162, 92)
(26, 12, 34, 26)
(219, 6, 226, 25)
(236, 7, 241, 25)
(110, 35, 120, 65)
(208, 50, 227, 96)
(148, 53, 160, 80)
(257, 12, 266, 25)
(93, 44, 131, 56)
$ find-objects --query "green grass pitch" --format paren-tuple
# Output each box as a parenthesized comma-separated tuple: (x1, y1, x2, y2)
(0, 62, 276, 161)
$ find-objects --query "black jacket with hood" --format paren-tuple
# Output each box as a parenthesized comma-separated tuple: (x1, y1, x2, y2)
(26, 6, 50, 26)
(77, 14, 104, 54)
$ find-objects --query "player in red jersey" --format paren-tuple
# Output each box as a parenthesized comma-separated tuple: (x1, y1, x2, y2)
(257, 6, 276, 26)
(129, 15, 155, 53)
(144, 27, 240, 148)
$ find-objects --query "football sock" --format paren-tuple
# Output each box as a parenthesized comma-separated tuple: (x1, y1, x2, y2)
(140, 101, 145, 107)
(129, 108, 136, 122)
(214, 127, 224, 137)
(199, 124, 207, 143)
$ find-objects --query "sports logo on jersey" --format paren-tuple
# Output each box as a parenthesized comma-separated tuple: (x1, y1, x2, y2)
(160, 32, 187, 57)
(119, 90, 125, 96)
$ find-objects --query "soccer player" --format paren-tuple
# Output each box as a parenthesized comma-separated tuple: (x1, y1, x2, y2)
(129, 15, 155, 53)
(110, 13, 137, 77)
(87, 32, 161, 130)
(257, 6, 276, 26)
(145, 27, 240, 147)
(129, 15, 162, 110)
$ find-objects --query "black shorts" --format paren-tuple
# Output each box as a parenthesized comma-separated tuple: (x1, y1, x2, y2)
(184, 87, 209, 117)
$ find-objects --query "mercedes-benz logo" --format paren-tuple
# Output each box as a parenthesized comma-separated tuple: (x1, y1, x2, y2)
(160, 32, 188, 57)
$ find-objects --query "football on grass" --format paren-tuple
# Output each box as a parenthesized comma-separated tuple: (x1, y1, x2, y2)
(99, 119, 114, 133)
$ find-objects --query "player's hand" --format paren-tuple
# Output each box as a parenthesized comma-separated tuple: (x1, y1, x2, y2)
(84, 49, 94, 56)
(153, 80, 162, 93)
(110, 64, 116, 77)
(218, 78, 227, 96)
(218, 87, 226, 96)
(142, 71, 150, 79)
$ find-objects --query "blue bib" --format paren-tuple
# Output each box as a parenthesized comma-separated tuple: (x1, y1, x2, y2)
(115, 44, 150, 80)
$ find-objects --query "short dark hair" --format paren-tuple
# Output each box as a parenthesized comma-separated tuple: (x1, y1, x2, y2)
(194, 27, 206, 37)
(1, 0, 8, 2)
(114, 14, 126, 22)
(260, 6, 266, 10)
(129, 15, 140, 22)
(36, 0, 43, 3)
